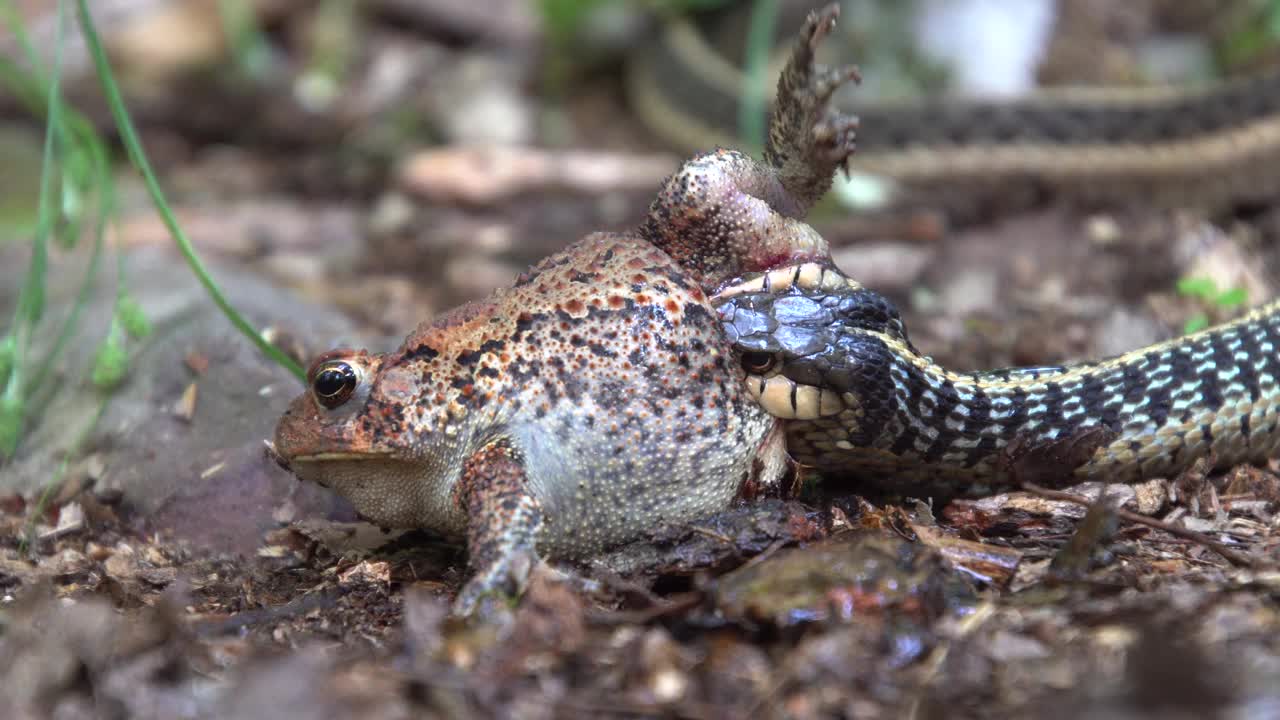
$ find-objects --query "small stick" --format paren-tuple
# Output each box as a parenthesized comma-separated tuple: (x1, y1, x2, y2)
(1021, 483, 1261, 569)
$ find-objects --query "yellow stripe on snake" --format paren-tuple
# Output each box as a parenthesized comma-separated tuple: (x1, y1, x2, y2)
(715, 264, 1280, 497)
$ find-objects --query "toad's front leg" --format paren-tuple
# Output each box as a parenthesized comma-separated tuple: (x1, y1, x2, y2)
(451, 439, 544, 616)
(641, 3, 859, 288)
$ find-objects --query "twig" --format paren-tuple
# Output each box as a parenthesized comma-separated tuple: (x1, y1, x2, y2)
(733, 537, 792, 573)
(587, 562, 667, 608)
(585, 591, 702, 627)
(687, 526, 735, 545)
(1021, 483, 1261, 569)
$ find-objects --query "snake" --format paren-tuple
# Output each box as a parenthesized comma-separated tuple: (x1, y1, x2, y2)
(715, 263, 1280, 496)
(627, 4, 1280, 214)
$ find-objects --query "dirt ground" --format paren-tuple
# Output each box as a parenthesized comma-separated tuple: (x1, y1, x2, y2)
(2, 1, 1279, 718)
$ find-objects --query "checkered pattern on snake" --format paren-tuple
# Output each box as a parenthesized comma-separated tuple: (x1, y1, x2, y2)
(716, 263, 1280, 497)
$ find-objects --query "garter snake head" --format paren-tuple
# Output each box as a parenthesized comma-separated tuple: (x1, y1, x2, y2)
(715, 263, 915, 439)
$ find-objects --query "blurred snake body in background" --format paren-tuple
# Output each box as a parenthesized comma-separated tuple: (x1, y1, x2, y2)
(629, 7, 1280, 215)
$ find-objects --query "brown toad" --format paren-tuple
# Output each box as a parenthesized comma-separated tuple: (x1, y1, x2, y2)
(272, 5, 858, 612)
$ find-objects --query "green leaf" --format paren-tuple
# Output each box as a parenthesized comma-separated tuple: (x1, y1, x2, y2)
(91, 321, 129, 390)
(54, 169, 83, 249)
(1214, 286, 1248, 308)
(0, 334, 13, 388)
(1183, 313, 1210, 335)
(116, 294, 152, 339)
(0, 380, 22, 458)
(1175, 277, 1217, 299)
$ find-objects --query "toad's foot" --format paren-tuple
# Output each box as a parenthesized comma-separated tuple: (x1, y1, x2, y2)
(642, 3, 858, 288)
(766, 3, 861, 211)
(451, 440, 543, 616)
(454, 547, 537, 618)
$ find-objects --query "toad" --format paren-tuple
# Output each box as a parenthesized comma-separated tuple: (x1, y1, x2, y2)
(272, 5, 858, 612)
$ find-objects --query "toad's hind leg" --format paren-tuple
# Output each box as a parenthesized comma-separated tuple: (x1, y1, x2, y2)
(451, 439, 544, 616)
(767, 4, 861, 210)
(642, 3, 858, 288)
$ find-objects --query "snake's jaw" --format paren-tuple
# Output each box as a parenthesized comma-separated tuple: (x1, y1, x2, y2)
(746, 372, 846, 421)
(712, 263, 859, 303)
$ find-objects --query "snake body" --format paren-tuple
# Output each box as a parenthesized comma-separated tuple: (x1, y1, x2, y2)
(629, 10, 1280, 212)
(716, 265, 1280, 496)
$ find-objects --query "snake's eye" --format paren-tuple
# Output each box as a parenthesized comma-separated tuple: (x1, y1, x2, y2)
(311, 361, 359, 409)
(740, 351, 777, 374)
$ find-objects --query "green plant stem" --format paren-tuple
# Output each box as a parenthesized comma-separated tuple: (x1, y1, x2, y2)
(74, 0, 306, 382)
(18, 0, 64, 331)
(0, 55, 114, 399)
(4, 0, 65, 456)
(0, 0, 44, 81)
(25, 191, 109, 400)
(740, 0, 780, 154)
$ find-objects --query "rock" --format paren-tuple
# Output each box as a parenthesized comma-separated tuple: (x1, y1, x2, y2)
(1, 244, 369, 554)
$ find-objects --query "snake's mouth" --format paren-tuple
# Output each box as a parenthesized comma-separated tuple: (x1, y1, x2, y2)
(748, 374, 846, 420)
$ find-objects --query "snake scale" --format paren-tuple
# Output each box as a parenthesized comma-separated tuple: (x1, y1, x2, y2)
(629, 4, 1280, 214)
(716, 264, 1280, 496)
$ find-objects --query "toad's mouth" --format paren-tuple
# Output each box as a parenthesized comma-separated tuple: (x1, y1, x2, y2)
(264, 440, 394, 474)
(270, 453, 445, 532)
(290, 452, 393, 462)
(269, 447, 425, 493)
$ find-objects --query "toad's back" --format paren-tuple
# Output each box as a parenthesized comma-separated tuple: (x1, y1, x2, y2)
(422, 233, 779, 556)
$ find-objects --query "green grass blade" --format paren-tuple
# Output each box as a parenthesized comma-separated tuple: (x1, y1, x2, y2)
(19, 0, 66, 329)
(73, 0, 306, 382)
(25, 184, 110, 401)
(0, 0, 45, 81)
(739, 0, 780, 155)
(0, 0, 67, 457)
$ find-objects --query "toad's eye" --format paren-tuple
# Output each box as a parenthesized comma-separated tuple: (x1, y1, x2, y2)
(739, 351, 777, 374)
(312, 361, 359, 409)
